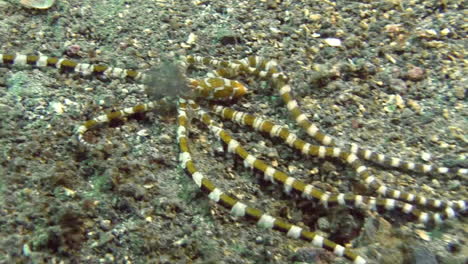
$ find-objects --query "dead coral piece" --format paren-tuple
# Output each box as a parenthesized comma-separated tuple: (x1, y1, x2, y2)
(20, 0, 56, 9)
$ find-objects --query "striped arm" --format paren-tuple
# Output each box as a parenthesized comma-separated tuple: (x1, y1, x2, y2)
(348, 143, 467, 176)
(188, 77, 248, 100)
(75, 101, 159, 147)
(185, 55, 289, 84)
(0, 53, 251, 102)
(177, 99, 366, 264)
(210, 105, 464, 222)
(275, 85, 467, 213)
(224, 55, 467, 177)
(185, 55, 239, 73)
(0, 53, 146, 81)
(276, 70, 467, 176)
(214, 56, 467, 212)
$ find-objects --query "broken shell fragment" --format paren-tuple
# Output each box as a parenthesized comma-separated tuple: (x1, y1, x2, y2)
(324, 38, 342, 47)
(20, 0, 56, 9)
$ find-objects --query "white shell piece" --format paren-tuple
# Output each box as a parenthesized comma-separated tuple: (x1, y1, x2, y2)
(20, 0, 56, 9)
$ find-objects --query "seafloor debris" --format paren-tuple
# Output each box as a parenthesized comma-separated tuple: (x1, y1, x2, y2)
(20, 0, 56, 9)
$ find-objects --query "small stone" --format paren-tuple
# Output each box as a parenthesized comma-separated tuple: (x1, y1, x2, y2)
(421, 184, 434, 194)
(104, 253, 115, 262)
(440, 28, 450, 36)
(266, 148, 279, 159)
(266, 0, 277, 9)
(159, 134, 172, 144)
(218, 34, 242, 45)
(255, 236, 264, 244)
(453, 86, 465, 100)
(0, 0, 8, 10)
(100, 219, 112, 231)
(137, 129, 149, 137)
(415, 229, 431, 241)
(407, 66, 425, 81)
(95, 232, 114, 247)
(20, 0, 55, 9)
(447, 180, 461, 190)
(324, 38, 342, 47)
(317, 217, 331, 231)
(63, 187, 76, 197)
(291, 247, 331, 263)
(442, 109, 450, 119)
(65, 44, 81, 56)
(388, 79, 407, 94)
(425, 29, 438, 37)
(158, 255, 171, 264)
(395, 94, 405, 109)
(309, 14, 322, 21)
(420, 152, 431, 162)
(431, 179, 440, 188)
(118, 183, 146, 200)
(22, 243, 32, 257)
(186, 33, 197, 44)
(288, 165, 298, 174)
(49, 101, 65, 115)
(0, 103, 12, 113)
(407, 99, 422, 113)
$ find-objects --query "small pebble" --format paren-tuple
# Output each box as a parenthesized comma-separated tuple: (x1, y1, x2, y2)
(186, 33, 197, 44)
(137, 129, 149, 137)
(266, 0, 277, 9)
(255, 236, 264, 244)
(317, 217, 331, 231)
(66, 44, 81, 56)
(447, 180, 461, 190)
(453, 86, 465, 99)
(159, 134, 172, 144)
(431, 179, 440, 188)
(49, 101, 65, 114)
(420, 152, 431, 162)
(407, 66, 425, 81)
(324, 38, 342, 47)
(104, 253, 115, 262)
(440, 28, 451, 36)
(388, 79, 407, 93)
(22, 244, 32, 257)
(20, 0, 56, 9)
(100, 219, 112, 231)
